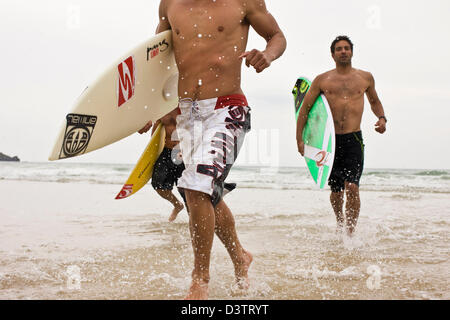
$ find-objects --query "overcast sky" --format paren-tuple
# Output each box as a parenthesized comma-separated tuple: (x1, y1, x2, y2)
(1, 0, 449, 169)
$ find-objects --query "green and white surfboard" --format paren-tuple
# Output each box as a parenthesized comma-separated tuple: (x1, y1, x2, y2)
(292, 77, 335, 189)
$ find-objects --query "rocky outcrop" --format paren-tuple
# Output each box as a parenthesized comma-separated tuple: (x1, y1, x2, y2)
(0, 152, 20, 162)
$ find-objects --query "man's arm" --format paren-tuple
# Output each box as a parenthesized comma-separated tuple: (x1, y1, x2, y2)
(239, 0, 287, 73)
(296, 76, 322, 155)
(365, 72, 387, 134)
(156, 0, 171, 33)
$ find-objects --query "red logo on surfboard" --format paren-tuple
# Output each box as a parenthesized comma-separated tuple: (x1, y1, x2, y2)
(115, 184, 134, 199)
(315, 151, 328, 167)
(117, 56, 136, 107)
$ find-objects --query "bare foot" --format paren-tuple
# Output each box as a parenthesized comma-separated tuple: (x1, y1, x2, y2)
(184, 280, 209, 300)
(168, 203, 184, 222)
(346, 228, 355, 238)
(335, 223, 344, 235)
(235, 250, 253, 290)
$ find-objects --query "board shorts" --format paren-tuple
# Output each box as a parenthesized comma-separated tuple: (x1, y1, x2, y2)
(151, 147, 185, 190)
(175, 94, 251, 206)
(328, 131, 365, 193)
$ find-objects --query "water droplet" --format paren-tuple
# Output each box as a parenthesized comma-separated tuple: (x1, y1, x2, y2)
(198, 79, 202, 86)
(198, 34, 202, 38)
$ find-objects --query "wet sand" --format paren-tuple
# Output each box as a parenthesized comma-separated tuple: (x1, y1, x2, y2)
(0, 180, 448, 299)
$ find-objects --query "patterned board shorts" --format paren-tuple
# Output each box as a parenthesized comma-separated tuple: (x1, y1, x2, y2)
(175, 94, 251, 206)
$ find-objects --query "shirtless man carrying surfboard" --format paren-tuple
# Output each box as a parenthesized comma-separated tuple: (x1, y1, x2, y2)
(296, 36, 387, 237)
(140, 0, 286, 299)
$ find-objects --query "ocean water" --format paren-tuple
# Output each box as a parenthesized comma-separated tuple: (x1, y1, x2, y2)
(0, 161, 449, 193)
(0, 162, 449, 300)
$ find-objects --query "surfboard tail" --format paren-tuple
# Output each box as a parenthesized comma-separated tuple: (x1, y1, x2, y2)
(115, 184, 134, 200)
(114, 123, 165, 200)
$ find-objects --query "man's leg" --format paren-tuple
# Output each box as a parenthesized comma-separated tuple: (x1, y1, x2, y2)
(214, 200, 252, 289)
(330, 191, 345, 230)
(155, 189, 184, 222)
(184, 189, 215, 300)
(344, 182, 360, 236)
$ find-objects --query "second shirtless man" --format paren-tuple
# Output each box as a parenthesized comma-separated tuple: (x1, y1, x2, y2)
(296, 36, 387, 237)
(145, 0, 286, 299)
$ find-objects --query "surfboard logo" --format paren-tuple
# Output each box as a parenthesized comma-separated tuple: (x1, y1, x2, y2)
(315, 151, 330, 167)
(146, 39, 169, 60)
(60, 114, 97, 159)
(115, 184, 134, 199)
(300, 81, 309, 94)
(293, 78, 310, 113)
(117, 56, 136, 107)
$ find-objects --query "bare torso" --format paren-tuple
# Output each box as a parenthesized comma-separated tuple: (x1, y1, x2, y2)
(164, 0, 249, 100)
(319, 68, 371, 134)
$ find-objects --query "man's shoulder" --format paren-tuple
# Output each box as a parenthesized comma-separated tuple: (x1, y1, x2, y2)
(160, 0, 175, 11)
(315, 70, 335, 83)
(354, 68, 373, 80)
(244, 0, 267, 12)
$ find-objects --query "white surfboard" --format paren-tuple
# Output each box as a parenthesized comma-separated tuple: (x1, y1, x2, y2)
(49, 30, 179, 161)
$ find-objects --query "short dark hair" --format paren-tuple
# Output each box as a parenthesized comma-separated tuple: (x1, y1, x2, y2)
(330, 35, 354, 54)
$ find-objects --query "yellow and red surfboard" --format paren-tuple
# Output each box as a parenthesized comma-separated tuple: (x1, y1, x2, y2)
(115, 123, 166, 200)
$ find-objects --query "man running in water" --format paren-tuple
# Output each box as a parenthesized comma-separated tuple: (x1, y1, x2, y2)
(296, 36, 387, 236)
(141, 0, 286, 299)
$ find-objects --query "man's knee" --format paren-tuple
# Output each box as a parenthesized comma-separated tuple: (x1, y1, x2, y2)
(345, 182, 359, 196)
(330, 191, 344, 201)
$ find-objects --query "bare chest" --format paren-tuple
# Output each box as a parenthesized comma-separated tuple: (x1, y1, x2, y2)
(167, 0, 246, 40)
(321, 76, 369, 100)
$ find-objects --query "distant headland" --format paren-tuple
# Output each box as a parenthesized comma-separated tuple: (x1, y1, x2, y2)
(0, 152, 20, 162)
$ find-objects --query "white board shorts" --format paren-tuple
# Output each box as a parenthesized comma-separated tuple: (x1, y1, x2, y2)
(175, 94, 251, 206)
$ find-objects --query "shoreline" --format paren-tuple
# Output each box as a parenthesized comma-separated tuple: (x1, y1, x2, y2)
(0, 180, 449, 300)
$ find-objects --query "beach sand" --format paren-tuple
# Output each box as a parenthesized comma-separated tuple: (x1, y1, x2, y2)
(0, 180, 448, 299)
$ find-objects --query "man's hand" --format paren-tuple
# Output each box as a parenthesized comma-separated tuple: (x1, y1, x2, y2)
(375, 118, 386, 134)
(239, 49, 272, 73)
(138, 120, 153, 134)
(297, 139, 305, 156)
